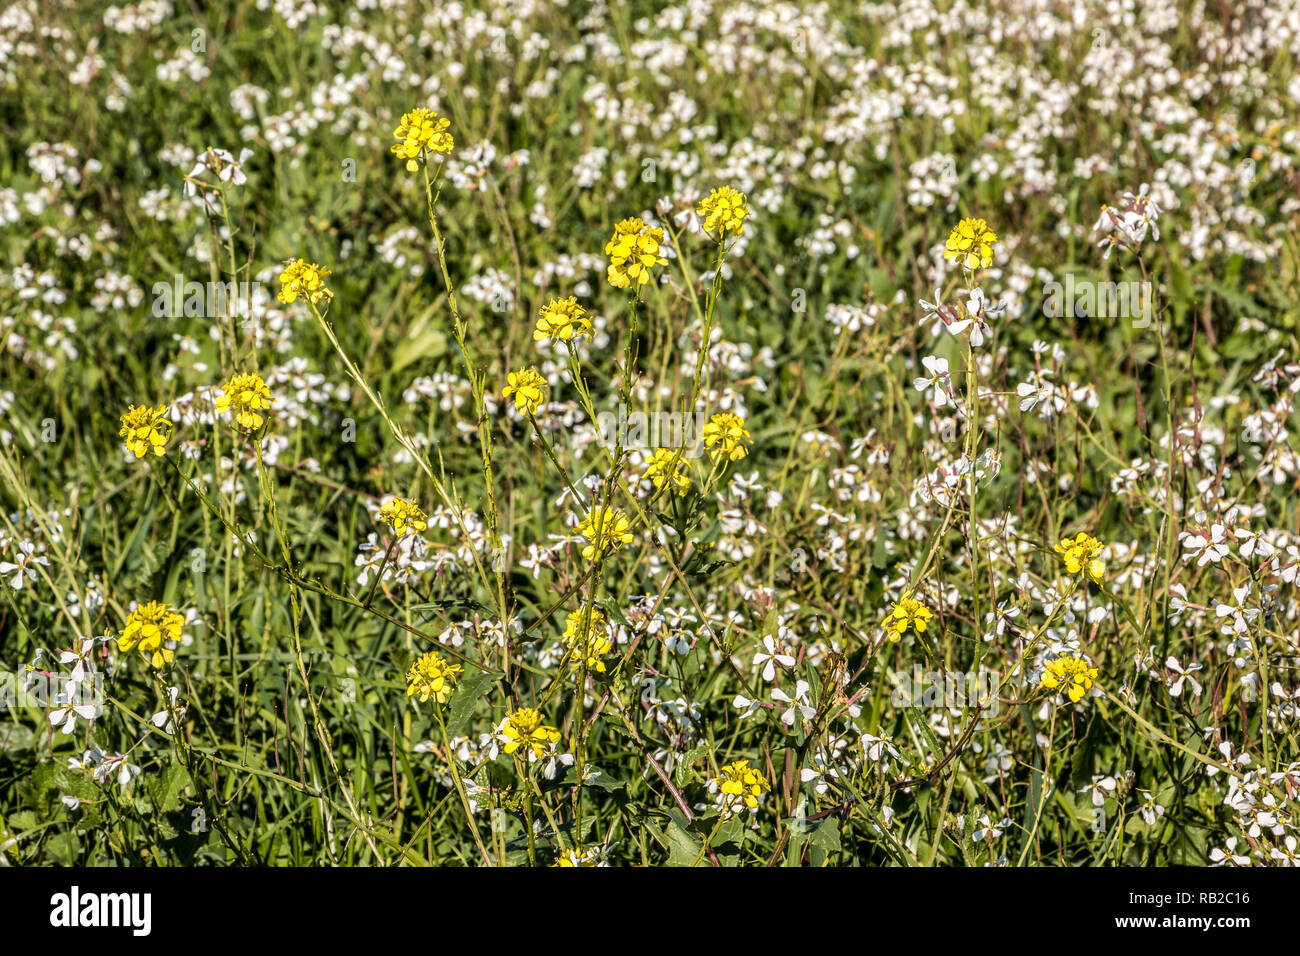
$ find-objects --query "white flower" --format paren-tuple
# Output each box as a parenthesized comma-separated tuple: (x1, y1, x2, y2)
(1080, 774, 1117, 807)
(753, 633, 796, 682)
(1137, 790, 1166, 826)
(1165, 657, 1203, 698)
(771, 680, 816, 727)
(1179, 523, 1229, 566)
(912, 355, 951, 407)
(49, 679, 99, 734)
(0, 540, 50, 589)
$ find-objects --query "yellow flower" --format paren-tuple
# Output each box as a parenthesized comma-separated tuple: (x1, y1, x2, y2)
(1041, 656, 1099, 703)
(944, 217, 998, 271)
(563, 607, 612, 673)
(604, 217, 667, 290)
(502, 367, 547, 416)
(117, 600, 184, 669)
(501, 707, 561, 760)
(1055, 532, 1105, 584)
(391, 108, 454, 172)
(709, 758, 770, 820)
(702, 412, 751, 462)
(697, 186, 750, 237)
(576, 506, 633, 561)
(378, 497, 428, 537)
(277, 258, 333, 305)
(642, 448, 691, 496)
(214, 372, 273, 430)
(405, 650, 462, 705)
(883, 596, 934, 642)
(552, 847, 603, 866)
(534, 296, 591, 343)
(118, 404, 172, 459)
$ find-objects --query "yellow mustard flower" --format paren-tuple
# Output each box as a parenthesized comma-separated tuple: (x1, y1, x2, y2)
(576, 506, 633, 561)
(884, 596, 934, 643)
(944, 217, 999, 271)
(501, 707, 561, 760)
(277, 258, 333, 305)
(119, 404, 172, 459)
(117, 600, 184, 669)
(702, 412, 751, 462)
(697, 186, 750, 237)
(405, 650, 462, 706)
(709, 758, 770, 820)
(378, 497, 428, 537)
(564, 607, 613, 673)
(1055, 531, 1105, 584)
(604, 217, 667, 290)
(642, 448, 691, 496)
(215, 372, 273, 430)
(391, 108, 454, 172)
(1041, 656, 1099, 703)
(502, 367, 547, 416)
(552, 847, 604, 867)
(534, 295, 591, 343)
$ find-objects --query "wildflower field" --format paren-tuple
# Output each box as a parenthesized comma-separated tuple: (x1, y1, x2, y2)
(2, 0, 1299, 870)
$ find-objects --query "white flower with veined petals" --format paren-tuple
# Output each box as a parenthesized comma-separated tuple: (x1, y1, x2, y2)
(0, 540, 50, 590)
(1137, 790, 1166, 825)
(1209, 837, 1252, 866)
(972, 814, 1011, 842)
(913, 355, 951, 407)
(58, 637, 99, 683)
(1179, 523, 1229, 566)
(771, 680, 816, 727)
(753, 632, 796, 682)
(1080, 775, 1117, 807)
(859, 733, 900, 768)
(1214, 584, 1258, 635)
(1233, 527, 1274, 560)
(731, 693, 762, 719)
(49, 679, 99, 734)
(1165, 657, 1204, 698)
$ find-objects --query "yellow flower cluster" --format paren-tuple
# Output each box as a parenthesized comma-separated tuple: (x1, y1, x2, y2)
(552, 847, 603, 867)
(944, 217, 999, 271)
(1055, 532, 1105, 584)
(501, 707, 562, 760)
(642, 448, 691, 496)
(379, 497, 428, 537)
(576, 506, 634, 561)
(215, 372, 274, 430)
(117, 600, 184, 669)
(697, 186, 750, 237)
(564, 607, 613, 673)
(118, 404, 171, 459)
(534, 296, 591, 343)
(390, 108, 453, 172)
(1041, 656, 1099, 703)
(702, 412, 751, 462)
(604, 217, 667, 290)
(276, 258, 333, 305)
(710, 758, 770, 820)
(884, 596, 934, 643)
(405, 650, 462, 706)
(502, 367, 547, 416)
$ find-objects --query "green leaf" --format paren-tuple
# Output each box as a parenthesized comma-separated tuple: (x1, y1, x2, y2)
(147, 762, 192, 813)
(664, 819, 704, 867)
(446, 668, 496, 739)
